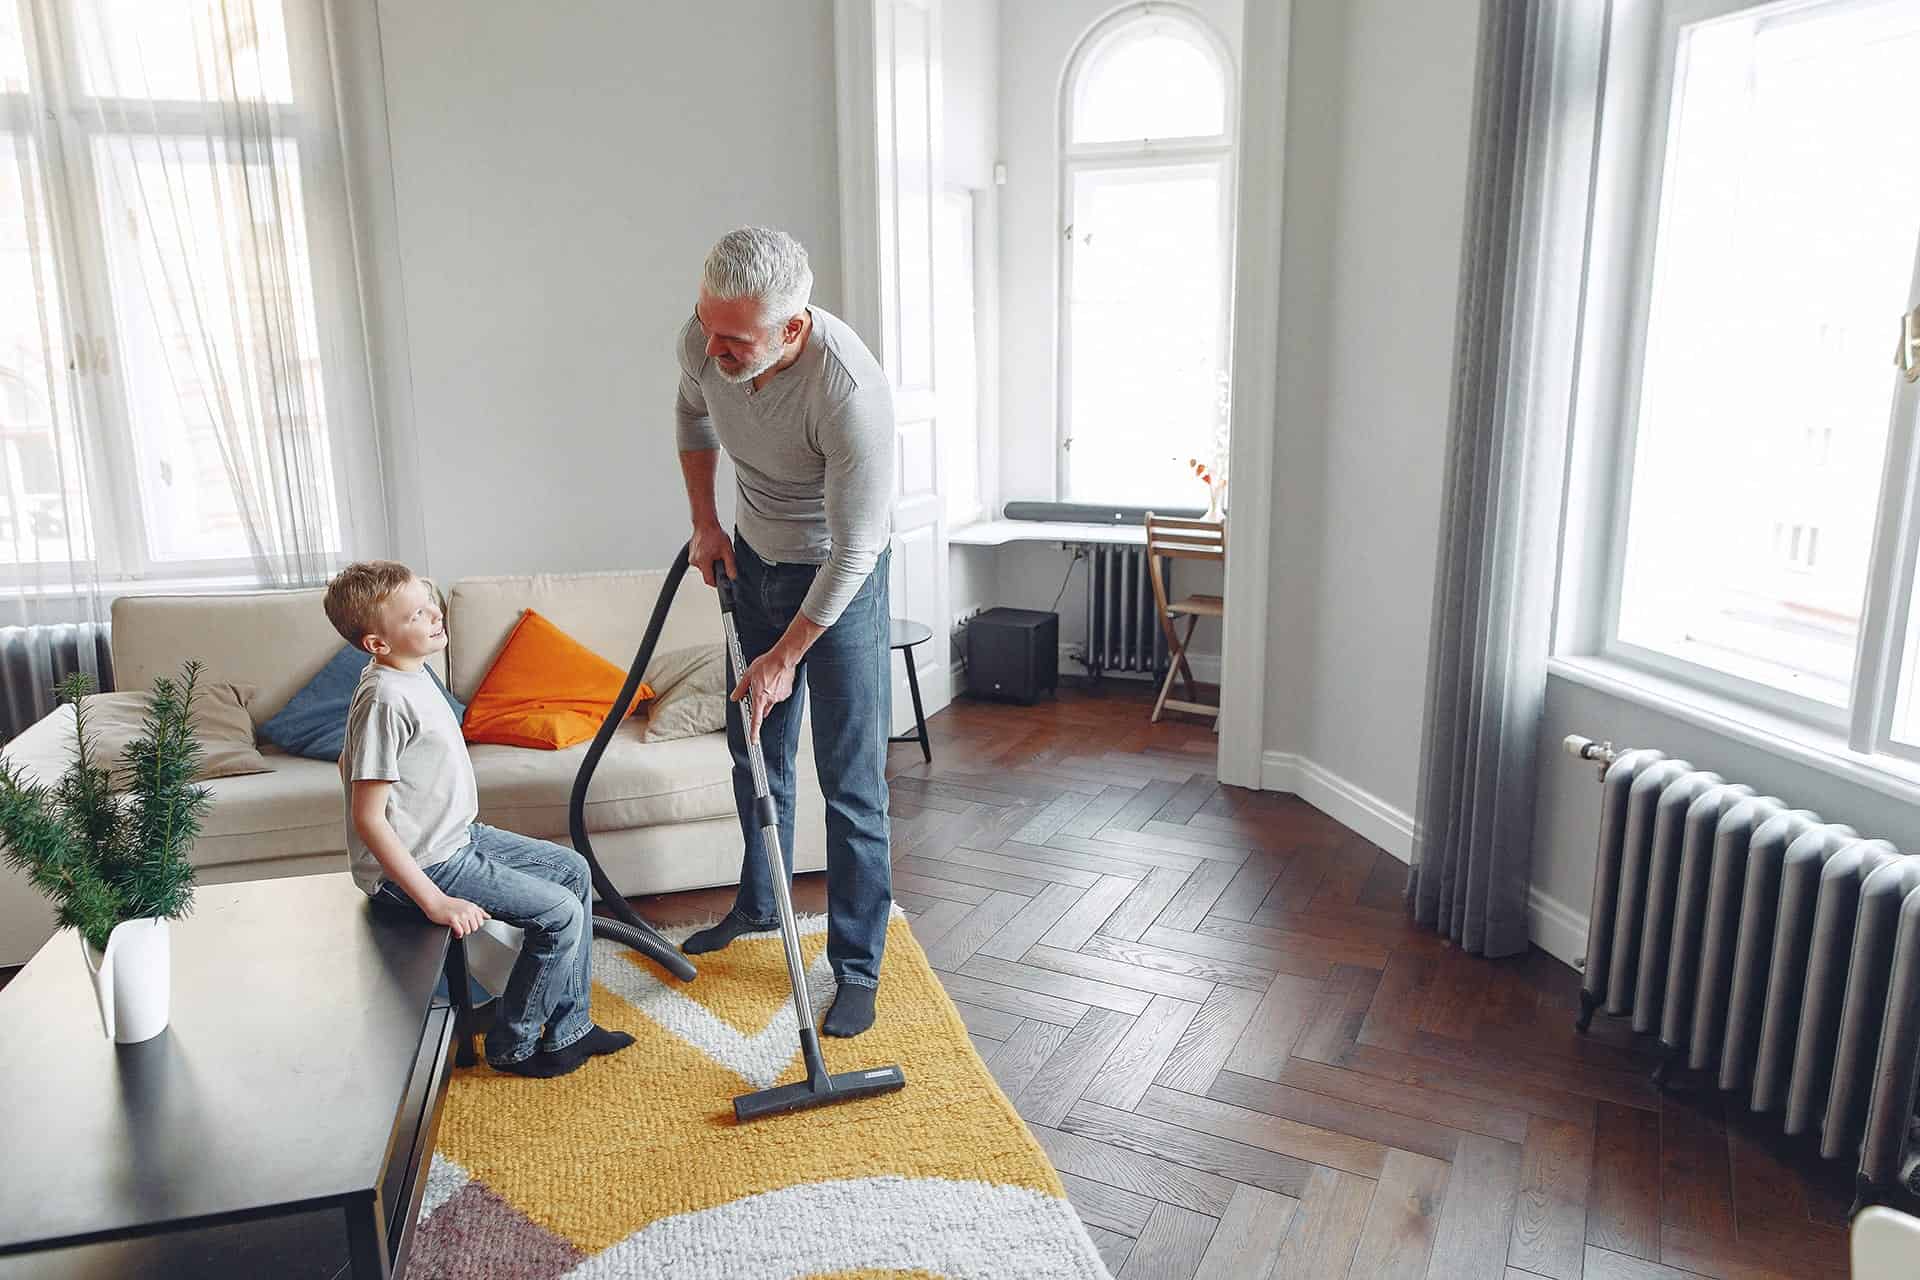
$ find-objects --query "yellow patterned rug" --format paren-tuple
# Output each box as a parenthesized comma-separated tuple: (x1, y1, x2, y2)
(408, 911, 1110, 1279)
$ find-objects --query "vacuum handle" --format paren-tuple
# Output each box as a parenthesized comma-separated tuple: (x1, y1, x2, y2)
(714, 561, 736, 613)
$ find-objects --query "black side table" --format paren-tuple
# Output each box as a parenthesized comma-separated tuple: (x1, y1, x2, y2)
(888, 618, 934, 763)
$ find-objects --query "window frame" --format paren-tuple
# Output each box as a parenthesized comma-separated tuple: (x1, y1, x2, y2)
(1564, 0, 1920, 771)
(0, 0, 375, 589)
(1055, 3, 1237, 505)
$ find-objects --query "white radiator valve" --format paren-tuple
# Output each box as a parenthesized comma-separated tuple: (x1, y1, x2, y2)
(1563, 734, 1617, 780)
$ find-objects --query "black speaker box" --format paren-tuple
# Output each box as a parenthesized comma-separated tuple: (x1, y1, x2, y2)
(965, 608, 1058, 704)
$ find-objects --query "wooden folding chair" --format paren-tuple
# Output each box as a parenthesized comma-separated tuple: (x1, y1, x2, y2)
(1144, 513, 1225, 727)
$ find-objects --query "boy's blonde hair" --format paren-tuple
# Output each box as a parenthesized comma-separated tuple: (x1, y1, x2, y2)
(324, 560, 418, 651)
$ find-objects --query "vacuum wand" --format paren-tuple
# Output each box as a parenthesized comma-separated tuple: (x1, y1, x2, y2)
(714, 562, 905, 1121)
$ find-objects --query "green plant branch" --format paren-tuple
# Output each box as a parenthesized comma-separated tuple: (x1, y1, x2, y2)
(1, 663, 207, 950)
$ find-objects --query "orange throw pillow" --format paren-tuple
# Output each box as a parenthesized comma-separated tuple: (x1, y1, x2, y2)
(461, 609, 653, 750)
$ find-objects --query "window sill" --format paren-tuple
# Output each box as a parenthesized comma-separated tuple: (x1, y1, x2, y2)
(5, 575, 298, 602)
(1546, 655, 1920, 808)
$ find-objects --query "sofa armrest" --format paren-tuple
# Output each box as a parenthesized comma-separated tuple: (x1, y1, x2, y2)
(2, 703, 78, 782)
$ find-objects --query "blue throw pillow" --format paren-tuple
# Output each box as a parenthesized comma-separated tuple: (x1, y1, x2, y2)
(260, 645, 468, 761)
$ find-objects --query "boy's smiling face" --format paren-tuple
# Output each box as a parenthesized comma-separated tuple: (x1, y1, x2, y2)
(364, 577, 446, 665)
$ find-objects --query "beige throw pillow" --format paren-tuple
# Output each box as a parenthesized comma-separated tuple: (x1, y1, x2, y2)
(79, 683, 272, 787)
(639, 645, 730, 743)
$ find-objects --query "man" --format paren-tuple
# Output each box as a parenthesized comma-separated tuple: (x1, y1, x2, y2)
(674, 226, 896, 1037)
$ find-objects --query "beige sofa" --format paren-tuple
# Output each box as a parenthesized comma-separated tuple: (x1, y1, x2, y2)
(0, 567, 825, 966)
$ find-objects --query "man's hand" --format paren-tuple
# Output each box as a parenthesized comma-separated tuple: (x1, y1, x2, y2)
(731, 645, 799, 744)
(426, 896, 489, 939)
(691, 522, 737, 588)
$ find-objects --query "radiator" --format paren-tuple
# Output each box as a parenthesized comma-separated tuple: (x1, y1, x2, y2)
(1083, 544, 1169, 679)
(0, 622, 113, 742)
(1569, 742, 1920, 1202)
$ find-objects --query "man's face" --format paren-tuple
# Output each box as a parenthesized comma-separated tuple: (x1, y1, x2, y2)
(367, 577, 446, 660)
(696, 288, 786, 385)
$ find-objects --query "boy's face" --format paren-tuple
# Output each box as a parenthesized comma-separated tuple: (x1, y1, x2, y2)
(364, 577, 446, 662)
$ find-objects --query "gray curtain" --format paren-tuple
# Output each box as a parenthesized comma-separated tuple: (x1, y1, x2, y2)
(1407, 0, 1609, 957)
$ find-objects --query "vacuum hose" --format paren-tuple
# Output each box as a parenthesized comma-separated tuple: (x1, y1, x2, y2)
(566, 541, 699, 982)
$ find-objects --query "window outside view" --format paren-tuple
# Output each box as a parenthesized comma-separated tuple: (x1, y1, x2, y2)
(1063, 16, 1232, 510)
(0, 0, 339, 576)
(1615, 0, 1920, 709)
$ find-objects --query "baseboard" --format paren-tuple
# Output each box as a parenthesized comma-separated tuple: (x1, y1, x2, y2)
(1255, 749, 1593, 967)
(1527, 886, 1589, 972)
(1260, 751, 1415, 862)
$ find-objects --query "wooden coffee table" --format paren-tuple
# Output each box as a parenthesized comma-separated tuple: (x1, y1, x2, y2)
(0, 873, 461, 1278)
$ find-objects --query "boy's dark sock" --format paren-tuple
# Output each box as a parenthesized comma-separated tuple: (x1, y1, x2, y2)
(575, 1024, 635, 1057)
(491, 1041, 588, 1079)
(822, 983, 877, 1038)
(682, 913, 765, 955)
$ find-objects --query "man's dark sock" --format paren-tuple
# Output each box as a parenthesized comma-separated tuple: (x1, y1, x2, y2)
(823, 983, 877, 1037)
(575, 1025, 635, 1057)
(492, 1042, 587, 1079)
(682, 914, 764, 955)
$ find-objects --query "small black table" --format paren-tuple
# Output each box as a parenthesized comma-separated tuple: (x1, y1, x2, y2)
(0, 873, 460, 1279)
(888, 618, 935, 763)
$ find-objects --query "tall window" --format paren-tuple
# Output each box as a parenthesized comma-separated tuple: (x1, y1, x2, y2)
(1060, 7, 1234, 509)
(0, 0, 374, 591)
(1599, 0, 1920, 745)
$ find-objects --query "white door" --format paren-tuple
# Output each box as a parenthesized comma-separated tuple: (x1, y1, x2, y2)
(836, 0, 951, 738)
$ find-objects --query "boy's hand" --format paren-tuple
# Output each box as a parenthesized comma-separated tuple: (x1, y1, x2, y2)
(427, 896, 489, 939)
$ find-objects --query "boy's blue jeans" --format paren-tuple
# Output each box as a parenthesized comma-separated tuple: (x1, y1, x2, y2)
(378, 823, 593, 1066)
(720, 535, 893, 989)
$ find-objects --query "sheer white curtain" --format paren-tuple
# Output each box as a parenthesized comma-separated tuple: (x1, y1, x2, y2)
(1, 0, 384, 633)
(0, 0, 383, 730)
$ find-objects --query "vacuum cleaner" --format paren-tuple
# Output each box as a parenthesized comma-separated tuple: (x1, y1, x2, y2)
(566, 542, 700, 982)
(713, 562, 905, 1120)
(567, 544, 905, 1118)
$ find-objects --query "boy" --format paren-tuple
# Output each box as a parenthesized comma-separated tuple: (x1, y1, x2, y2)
(325, 560, 632, 1078)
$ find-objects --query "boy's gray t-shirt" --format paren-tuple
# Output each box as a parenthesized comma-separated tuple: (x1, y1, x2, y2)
(341, 661, 478, 895)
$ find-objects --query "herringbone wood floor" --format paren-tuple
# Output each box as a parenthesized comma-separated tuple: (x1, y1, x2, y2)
(634, 684, 1855, 1280)
(0, 686, 1859, 1277)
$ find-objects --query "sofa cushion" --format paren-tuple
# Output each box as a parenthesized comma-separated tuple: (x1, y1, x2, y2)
(468, 720, 738, 838)
(78, 682, 271, 786)
(448, 569, 718, 704)
(260, 645, 467, 761)
(3, 708, 340, 868)
(462, 609, 653, 750)
(640, 644, 730, 743)
(191, 750, 347, 866)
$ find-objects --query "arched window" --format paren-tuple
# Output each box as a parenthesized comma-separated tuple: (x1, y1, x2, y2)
(1060, 6, 1235, 507)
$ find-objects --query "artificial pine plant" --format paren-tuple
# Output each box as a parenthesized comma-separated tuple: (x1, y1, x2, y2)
(0, 662, 210, 951)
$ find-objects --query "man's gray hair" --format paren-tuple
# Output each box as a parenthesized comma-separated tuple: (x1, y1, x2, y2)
(702, 227, 814, 329)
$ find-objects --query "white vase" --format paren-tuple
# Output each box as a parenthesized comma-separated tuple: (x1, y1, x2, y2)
(80, 917, 171, 1044)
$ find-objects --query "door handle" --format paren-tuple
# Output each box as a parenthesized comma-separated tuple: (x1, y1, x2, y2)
(1899, 305, 1920, 384)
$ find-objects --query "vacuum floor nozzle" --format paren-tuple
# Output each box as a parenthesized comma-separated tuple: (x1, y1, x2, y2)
(734, 1063, 906, 1122)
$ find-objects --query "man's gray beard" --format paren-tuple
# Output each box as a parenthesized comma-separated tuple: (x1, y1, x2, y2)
(714, 335, 784, 385)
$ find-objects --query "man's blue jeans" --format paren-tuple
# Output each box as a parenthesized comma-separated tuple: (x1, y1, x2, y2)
(377, 823, 593, 1066)
(721, 534, 893, 989)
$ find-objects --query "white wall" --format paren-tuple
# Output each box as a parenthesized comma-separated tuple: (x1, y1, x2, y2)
(943, 0, 997, 189)
(1258, 0, 1479, 847)
(943, 0, 1000, 664)
(367, 0, 842, 584)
